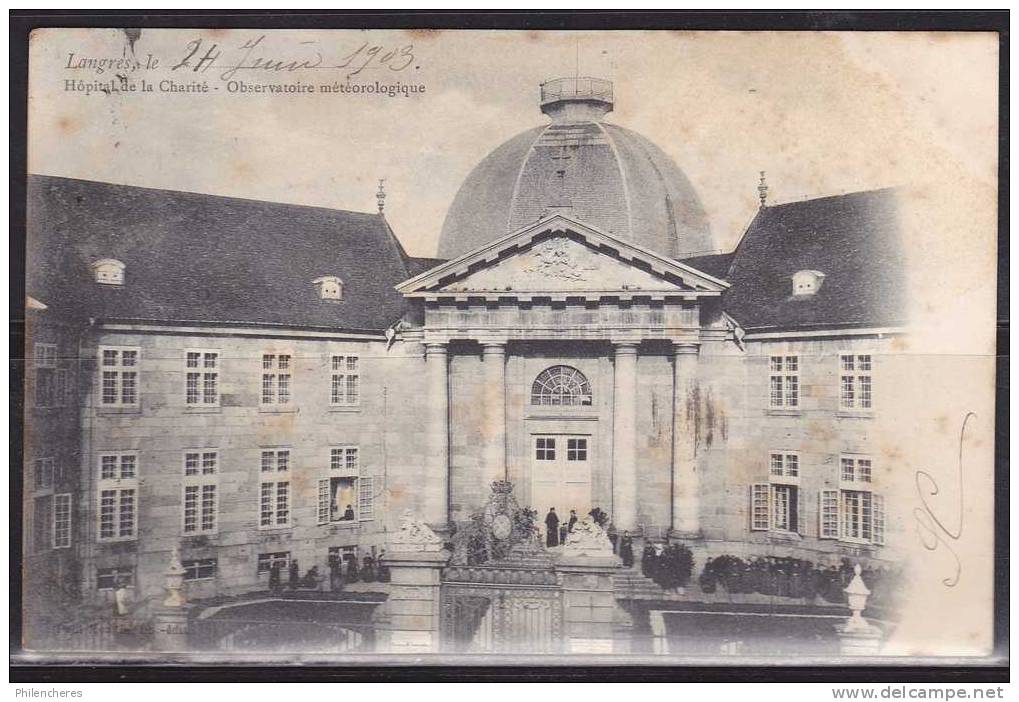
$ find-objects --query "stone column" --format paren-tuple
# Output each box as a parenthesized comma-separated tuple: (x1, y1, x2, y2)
(481, 342, 507, 487)
(612, 342, 638, 532)
(671, 342, 701, 536)
(425, 342, 450, 529)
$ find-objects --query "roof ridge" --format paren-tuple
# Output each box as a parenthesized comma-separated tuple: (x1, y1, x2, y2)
(27, 173, 381, 220)
(766, 186, 898, 209)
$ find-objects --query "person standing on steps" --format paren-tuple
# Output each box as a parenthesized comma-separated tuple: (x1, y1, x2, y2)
(545, 507, 560, 547)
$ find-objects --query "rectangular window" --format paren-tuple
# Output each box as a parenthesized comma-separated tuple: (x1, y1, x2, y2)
(183, 558, 217, 581)
(768, 355, 799, 409)
(185, 350, 219, 406)
(769, 452, 799, 478)
(34, 457, 55, 491)
(841, 455, 873, 484)
(97, 452, 138, 541)
(771, 484, 799, 532)
(752, 481, 799, 533)
(822, 488, 884, 545)
(320, 446, 373, 524)
(820, 489, 840, 539)
(330, 355, 360, 407)
(535, 437, 556, 461)
(260, 449, 290, 473)
(330, 446, 359, 474)
(35, 343, 57, 368)
(261, 353, 292, 406)
(358, 476, 375, 521)
(257, 551, 290, 574)
(52, 493, 72, 549)
(259, 480, 290, 528)
(750, 483, 770, 531)
(840, 354, 873, 410)
(183, 451, 217, 535)
(567, 438, 588, 461)
(873, 494, 886, 546)
(99, 347, 139, 407)
(96, 567, 134, 590)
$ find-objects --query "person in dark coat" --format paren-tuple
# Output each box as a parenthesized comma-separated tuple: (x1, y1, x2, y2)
(288, 559, 300, 590)
(559, 522, 568, 544)
(329, 558, 343, 592)
(641, 542, 654, 577)
(544, 508, 560, 547)
(619, 532, 634, 567)
(269, 562, 283, 595)
(343, 504, 356, 521)
(568, 510, 578, 533)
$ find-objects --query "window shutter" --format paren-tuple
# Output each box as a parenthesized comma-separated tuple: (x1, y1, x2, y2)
(872, 493, 886, 546)
(793, 487, 803, 535)
(819, 489, 839, 539)
(749, 483, 769, 531)
(317, 478, 330, 525)
(359, 477, 374, 521)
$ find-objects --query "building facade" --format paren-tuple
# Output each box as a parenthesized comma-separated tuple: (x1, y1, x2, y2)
(22, 78, 907, 620)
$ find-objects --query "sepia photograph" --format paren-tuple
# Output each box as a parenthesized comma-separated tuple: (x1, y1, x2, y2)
(11, 15, 1005, 677)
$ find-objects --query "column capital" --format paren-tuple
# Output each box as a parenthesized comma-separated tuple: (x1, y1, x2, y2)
(480, 340, 508, 352)
(612, 341, 639, 355)
(673, 342, 700, 356)
(424, 341, 448, 355)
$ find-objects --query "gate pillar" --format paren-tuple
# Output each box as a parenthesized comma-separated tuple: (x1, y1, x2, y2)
(557, 519, 622, 654)
(379, 510, 450, 653)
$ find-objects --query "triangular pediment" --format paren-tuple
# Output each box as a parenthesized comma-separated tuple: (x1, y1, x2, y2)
(397, 214, 728, 299)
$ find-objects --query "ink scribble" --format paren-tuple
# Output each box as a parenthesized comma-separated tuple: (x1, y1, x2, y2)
(913, 411, 975, 588)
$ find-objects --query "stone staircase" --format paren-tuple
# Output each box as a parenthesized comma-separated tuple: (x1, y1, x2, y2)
(612, 568, 685, 601)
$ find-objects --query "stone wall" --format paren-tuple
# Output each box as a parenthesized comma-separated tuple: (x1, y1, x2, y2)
(77, 328, 431, 602)
(695, 333, 902, 563)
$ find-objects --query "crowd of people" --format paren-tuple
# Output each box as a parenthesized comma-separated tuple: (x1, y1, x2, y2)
(267, 552, 390, 595)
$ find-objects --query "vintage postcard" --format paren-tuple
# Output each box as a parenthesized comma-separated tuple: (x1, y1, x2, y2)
(17, 26, 1000, 664)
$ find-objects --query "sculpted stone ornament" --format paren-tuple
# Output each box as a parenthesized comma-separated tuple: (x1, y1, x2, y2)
(162, 544, 187, 608)
(390, 509, 444, 553)
(524, 239, 595, 281)
(562, 517, 615, 556)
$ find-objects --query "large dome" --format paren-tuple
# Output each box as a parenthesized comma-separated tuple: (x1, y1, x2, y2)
(438, 77, 715, 260)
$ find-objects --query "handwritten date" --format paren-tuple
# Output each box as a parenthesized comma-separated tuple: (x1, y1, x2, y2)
(171, 35, 415, 81)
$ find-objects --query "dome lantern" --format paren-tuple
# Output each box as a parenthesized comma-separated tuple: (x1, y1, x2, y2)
(539, 77, 614, 124)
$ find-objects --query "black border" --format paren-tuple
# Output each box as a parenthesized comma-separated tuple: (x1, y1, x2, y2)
(9, 10, 1009, 684)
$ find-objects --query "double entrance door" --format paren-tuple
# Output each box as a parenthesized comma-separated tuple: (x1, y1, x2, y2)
(530, 433, 592, 540)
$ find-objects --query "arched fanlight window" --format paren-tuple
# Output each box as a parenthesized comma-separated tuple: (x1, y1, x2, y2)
(530, 365, 593, 407)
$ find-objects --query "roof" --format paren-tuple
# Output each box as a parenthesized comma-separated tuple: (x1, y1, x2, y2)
(26, 175, 415, 331)
(437, 120, 714, 261)
(708, 188, 906, 333)
(399, 213, 728, 299)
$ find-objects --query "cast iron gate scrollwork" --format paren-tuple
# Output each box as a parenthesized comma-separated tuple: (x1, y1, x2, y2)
(440, 481, 564, 653)
(440, 584, 562, 653)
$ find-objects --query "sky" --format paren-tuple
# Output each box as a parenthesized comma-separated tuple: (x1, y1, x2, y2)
(29, 29, 996, 258)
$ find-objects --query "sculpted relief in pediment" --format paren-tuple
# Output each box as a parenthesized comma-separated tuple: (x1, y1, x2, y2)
(440, 236, 682, 293)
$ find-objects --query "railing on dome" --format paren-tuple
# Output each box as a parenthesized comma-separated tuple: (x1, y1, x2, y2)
(539, 77, 613, 107)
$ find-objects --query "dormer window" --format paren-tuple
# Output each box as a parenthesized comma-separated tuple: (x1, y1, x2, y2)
(91, 259, 125, 286)
(313, 276, 343, 301)
(792, 270, 825, 296)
